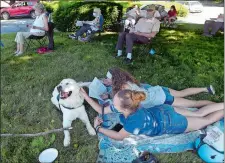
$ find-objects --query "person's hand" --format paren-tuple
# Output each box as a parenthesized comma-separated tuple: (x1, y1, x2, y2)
(94, 116, 103, 128)
(102, 78, 112, 86)
(134, 32, 141, 35)
(80, 87, 89, 98)
(32, 25, 38, 29)
(100, 93, 109, 100)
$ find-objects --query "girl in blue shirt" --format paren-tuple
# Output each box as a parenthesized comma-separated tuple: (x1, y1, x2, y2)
(101, 67, 215, 108)
(80, 88, 223, 141)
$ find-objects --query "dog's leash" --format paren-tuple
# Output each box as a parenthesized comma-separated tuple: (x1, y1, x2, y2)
(1, 127, 73, 137)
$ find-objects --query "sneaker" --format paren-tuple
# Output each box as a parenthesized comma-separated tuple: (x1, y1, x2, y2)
(68, 34, 77, 39)
(207, 85, 215, 95)
(123, 58, 133, 64)
(113, 54, 123, 58)
(15, 51, 23, 56)
(202, 33, 212, 37)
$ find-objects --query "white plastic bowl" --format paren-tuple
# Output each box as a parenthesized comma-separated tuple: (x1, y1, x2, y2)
(38, 148, 58, 163)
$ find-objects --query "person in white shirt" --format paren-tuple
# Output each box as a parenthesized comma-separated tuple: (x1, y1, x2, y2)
(203, 14, 224, 37)
(14, 3, 49, 56)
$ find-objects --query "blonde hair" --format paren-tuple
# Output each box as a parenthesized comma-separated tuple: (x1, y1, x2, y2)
(93, 8, 101, 15)
(117, 90, 146, 112)
(33, 3, 45, 12)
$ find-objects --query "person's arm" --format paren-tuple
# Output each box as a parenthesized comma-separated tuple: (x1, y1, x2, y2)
(94, 117, 130, 140)
(80, 88, 112, 114)
(32, 15, 49, 31)
(99, 128, 130, 140)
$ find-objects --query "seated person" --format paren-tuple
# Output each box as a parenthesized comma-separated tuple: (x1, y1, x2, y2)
(203, 14, 224, 37)
(158, 6, 168, 21)
(138, 5, 161, 20)
(69, 8, 102, 42)
(80, 88, 224, 141)
(115, 5, 160, 64)
(164, 5, 177, 26)
(14, 3, 49, 56)
(124, 5, 140, 32)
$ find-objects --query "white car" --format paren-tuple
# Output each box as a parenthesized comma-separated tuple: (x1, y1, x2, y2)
(177, 1, 204, 13)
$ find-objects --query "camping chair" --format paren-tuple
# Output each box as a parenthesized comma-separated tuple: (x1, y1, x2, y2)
(25, 13, 54, 52)
(162, 17, 177, 28)
(88, 14, 104, 38)
(25, 34, 47, 52)
(133, 32, 159, 55)
(134, 39, 152, 55)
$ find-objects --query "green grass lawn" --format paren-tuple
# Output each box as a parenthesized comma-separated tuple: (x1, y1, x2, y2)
(1, 27, 224, 162)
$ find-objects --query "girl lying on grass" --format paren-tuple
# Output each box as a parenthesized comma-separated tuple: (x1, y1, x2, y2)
(100, 67, 215, 108)
(80, 88, 223, 140)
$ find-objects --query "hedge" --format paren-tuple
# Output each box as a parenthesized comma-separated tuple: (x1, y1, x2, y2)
(53, 1, 123, 32)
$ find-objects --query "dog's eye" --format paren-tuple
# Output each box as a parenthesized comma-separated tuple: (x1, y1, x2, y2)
(66, 83, 69, 85)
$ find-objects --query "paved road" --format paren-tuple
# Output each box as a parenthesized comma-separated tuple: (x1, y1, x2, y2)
(1, 18, 34, 34)
(178, 6, 224, 24)
(0, 6, 224, 34)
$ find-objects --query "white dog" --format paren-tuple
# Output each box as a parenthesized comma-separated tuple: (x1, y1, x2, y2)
(51, 79, 95, 147)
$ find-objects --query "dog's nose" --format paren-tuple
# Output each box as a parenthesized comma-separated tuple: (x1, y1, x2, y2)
(57, 86, 62, 92)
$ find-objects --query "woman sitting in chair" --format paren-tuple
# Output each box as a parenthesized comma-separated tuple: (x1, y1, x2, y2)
(164, 5, 177, 27)
(14, 3, 49, 56)
(69, 8, 103, 42)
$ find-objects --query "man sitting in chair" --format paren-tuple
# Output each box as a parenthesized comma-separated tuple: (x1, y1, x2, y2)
(115, 5, 160, 64)
(203, 14, 224, 37)
(69, 8, 103, 42)
(14, 3, 49, 56)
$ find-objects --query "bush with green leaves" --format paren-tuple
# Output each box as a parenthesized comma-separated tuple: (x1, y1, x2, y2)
(43, 1, 59, 13)
(53, 1, 123, 32)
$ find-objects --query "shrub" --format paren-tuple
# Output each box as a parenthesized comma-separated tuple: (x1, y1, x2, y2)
(43, 1, 59, 13)
(53, 1, 123, 32)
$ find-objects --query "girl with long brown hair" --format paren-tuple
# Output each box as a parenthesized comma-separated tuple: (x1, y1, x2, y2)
(101, 67, 215, 108)
(80, 88, 223, 140)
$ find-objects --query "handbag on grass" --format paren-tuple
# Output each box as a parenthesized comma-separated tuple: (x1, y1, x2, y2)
(37, 47, 53, 54)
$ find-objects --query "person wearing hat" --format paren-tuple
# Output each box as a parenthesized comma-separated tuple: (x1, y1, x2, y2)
(138, 5, 161, 20)
(14, 3, 49, 56)
(115, 4, 160, 64)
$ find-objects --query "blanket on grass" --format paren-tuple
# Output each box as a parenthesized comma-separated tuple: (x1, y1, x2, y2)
(96, 111, 203, 163)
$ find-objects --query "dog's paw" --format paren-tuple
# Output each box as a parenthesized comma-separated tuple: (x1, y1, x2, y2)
(88, 127, 96, 136)
(63, 137, 71, 147)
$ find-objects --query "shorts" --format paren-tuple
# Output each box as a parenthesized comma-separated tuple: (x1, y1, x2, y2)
(157, 105, 188, 134)
(162, 87, 174, 105)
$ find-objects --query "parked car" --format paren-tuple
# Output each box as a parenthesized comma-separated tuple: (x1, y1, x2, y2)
(177, 1, 203, 13)
(1, 1, 37, 20)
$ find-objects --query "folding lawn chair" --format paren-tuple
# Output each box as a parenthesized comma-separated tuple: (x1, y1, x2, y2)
(88, 14, 104, 39)
(162, 17, 178, 28)
(25, 34, 47, 52)
(133, 35, 158, 55)
(25, 13, 54, 52)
